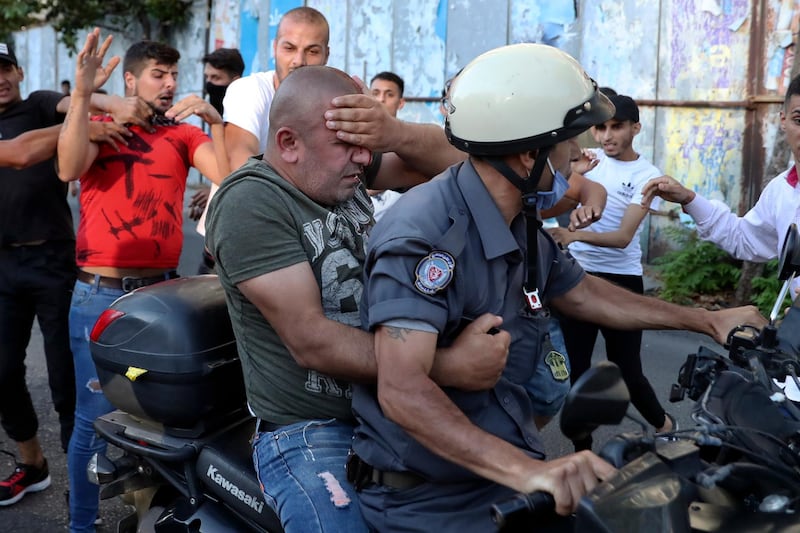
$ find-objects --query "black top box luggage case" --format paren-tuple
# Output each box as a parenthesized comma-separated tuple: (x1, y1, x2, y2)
(90, 275, 247, 438)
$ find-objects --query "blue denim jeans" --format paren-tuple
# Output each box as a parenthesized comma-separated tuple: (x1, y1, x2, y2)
(525, 318, 571, 418)
(252, 419, 368, 533)
(67, 279, 122, 533)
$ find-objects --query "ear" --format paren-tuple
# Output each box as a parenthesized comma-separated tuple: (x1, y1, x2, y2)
(780, 110, 787, 132)
(632, 121, 642, 135)
(519, 150, 537, 174)
(275, 127, 301, 163)
(398, 98, 405, 110)
(16, 66, 23, 81)
(123, 71, 136, 94)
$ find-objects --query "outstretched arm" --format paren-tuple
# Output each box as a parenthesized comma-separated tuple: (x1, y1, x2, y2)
(166, 94, 230, 184)
(57, 28, 113, 181)
(552, 274, 766, 344)
(374, 324, 616, 515)
(0, 125, 61, 169)
(541, 172, 606, 230)
(643, 174, 781, 262)
(567, 173, 607, 230)
(549, 203, 648, 249)
(641, 174, 695, 206)
(324, 93, 465, 189)
(238, 261, 508, 388)
(225, 124, 260, 171)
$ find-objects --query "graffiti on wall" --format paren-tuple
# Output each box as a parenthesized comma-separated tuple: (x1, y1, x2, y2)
(661, 108, 745, 203)
(663, 0, 750, 98)
(195, 0, 800, 254)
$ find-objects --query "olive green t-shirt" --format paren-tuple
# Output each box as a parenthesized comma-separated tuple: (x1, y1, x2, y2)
(206, 158, 373, 424)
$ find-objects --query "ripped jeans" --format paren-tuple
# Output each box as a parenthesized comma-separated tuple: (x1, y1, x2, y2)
(67, 279, 121, 532)
(252, 419, 368, 533)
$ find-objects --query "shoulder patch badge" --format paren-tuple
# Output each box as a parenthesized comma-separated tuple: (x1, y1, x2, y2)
(414, 251, 455, 295)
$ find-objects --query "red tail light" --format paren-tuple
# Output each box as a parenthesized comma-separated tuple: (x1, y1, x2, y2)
(90, 309, 126, 342)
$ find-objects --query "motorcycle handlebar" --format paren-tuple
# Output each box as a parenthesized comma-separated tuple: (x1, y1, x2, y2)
(490, 490, 555, 528)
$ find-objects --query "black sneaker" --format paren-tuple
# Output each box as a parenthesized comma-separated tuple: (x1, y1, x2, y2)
(0, 460, 51, 506)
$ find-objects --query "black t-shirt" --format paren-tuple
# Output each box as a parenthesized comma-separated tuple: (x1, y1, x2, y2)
(0, 90, 71, 246)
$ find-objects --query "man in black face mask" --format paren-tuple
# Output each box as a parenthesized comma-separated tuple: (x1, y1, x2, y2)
(190, 47, 245, 272)
(202, 48, 244, 115)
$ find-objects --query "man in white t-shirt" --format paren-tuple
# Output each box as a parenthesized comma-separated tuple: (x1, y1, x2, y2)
(548, 94, 675, 450)
(367, 71, 406, 221)
(196, 7, 331, 274)
(223, 7, 330, 170)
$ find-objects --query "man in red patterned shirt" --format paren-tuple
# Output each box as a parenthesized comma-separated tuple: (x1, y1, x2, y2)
(56, 29, 228, 532)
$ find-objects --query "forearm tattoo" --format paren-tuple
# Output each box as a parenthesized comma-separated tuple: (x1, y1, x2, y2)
(385, 326, 413, 342)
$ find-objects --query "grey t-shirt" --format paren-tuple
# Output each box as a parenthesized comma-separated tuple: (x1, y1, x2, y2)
(206, 157, 373, 424)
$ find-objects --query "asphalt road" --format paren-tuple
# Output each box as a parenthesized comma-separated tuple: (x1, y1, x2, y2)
(1, 185, 725, 531)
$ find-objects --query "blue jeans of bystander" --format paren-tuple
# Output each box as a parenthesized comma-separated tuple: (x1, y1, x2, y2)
(525, 318, 572, 418)
(67, 278, 121, 533)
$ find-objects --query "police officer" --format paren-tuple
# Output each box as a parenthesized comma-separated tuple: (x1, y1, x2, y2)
(349, 43, 766, 531)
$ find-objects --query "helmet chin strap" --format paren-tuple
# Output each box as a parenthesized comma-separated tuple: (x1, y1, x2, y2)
(484, 146, 553, 314)
(484, 146, 551, 215)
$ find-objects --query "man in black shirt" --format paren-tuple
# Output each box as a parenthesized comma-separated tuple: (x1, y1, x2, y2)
(0, 41, 147, 507)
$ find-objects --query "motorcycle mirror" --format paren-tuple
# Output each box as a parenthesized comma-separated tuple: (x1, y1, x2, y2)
(559, 361, 630, 442)
(770, 224, 800, 324)
(778, 223, 800, 281)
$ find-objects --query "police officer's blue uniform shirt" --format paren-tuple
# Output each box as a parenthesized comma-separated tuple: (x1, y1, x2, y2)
(352, 160, 585, 483)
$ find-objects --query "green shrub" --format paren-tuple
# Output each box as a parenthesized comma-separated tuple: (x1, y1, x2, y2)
(652, 226, 740, 304)
(750, 259, 792, 316)
(653, 225, 790, 315)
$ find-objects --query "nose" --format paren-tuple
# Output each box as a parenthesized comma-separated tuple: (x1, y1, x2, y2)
(352, 146, 372, 165)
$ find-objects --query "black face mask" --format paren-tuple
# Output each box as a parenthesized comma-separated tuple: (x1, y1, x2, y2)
(205, 81, 227, 116)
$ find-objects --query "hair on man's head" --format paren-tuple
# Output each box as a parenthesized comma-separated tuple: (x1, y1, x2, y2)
(279, 6, 330, 44)
(370, 71, 405, 97)
(785, 75, 800, 110)
(202, 48, 245, 78)
(123, 41, 180, 77)
(599, 86, 618, 97)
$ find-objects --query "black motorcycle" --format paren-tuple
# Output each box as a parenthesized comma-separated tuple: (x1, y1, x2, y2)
(87, 275, 283, 532)
(492, 225, 800, 532)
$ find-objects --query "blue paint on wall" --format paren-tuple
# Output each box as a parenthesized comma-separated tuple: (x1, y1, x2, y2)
(239, 0, 260, 75)
(435, 0, 447, 42)
(432, 0, 448, 109)
(537, 0, 576, 24)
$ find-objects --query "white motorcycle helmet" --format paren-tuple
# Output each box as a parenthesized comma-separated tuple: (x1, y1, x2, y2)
(445, 43, 614, 156)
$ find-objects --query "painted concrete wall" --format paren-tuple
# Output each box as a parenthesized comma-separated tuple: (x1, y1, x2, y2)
(11, 0, 800, 258)
(203, 0, 800, 214)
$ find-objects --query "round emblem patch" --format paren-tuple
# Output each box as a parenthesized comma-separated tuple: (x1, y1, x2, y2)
(414, 251, 455, 295)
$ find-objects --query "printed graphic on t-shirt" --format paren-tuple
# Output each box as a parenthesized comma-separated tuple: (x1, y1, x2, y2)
(77, 124, 202, 268)
(300, 193, 371, 399)
(617, 181, 636, 201)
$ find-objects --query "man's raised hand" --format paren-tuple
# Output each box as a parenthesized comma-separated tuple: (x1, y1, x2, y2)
(75, 28, 120, 95)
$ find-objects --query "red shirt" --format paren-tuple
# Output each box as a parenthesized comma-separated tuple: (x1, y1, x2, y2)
(76, 118, 211, 268)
